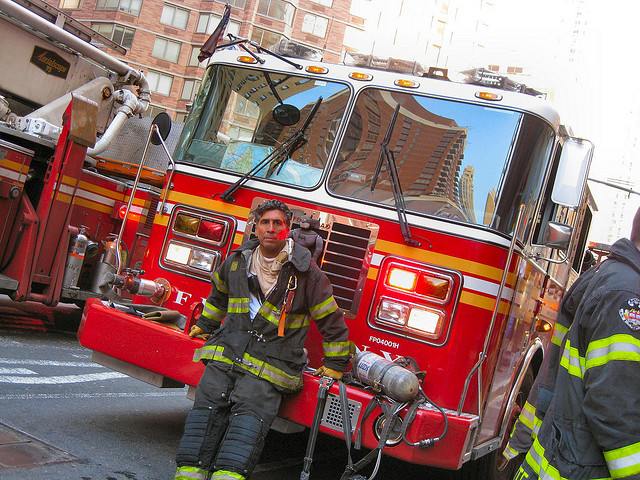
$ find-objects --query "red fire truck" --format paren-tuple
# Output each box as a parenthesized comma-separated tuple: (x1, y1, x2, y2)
(0, 0, 163, 320)
(77, 45, 594, 478)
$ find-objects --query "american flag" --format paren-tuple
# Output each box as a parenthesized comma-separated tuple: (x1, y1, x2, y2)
(198, 3, 231, 63)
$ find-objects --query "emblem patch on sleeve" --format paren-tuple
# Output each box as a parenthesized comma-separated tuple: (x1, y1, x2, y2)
(619, 298, 640, 331)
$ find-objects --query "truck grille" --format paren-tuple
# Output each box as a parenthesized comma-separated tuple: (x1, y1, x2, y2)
(319, 221, 372, 313)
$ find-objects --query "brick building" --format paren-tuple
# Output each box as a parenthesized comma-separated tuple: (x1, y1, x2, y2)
(52, 0, 364, 120)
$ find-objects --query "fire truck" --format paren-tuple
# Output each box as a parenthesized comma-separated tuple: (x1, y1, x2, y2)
(0, 0, 164, 319)
(76, 43, 594, 478)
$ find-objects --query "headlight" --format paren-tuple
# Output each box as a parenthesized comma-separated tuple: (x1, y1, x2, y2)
(164, 240, 218, 274)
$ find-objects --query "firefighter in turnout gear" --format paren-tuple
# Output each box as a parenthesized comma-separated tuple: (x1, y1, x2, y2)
(174, 200, 352, 480)
(510, 206, 640, 480)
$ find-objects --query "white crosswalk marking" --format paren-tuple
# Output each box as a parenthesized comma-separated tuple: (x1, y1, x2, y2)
(0, 367, 36, 375)
(0, 371, 127, 384)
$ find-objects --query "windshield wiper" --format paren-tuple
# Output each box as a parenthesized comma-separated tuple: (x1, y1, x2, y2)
(218, 35, 304, 70)
(370, 104, 422, 247)
(219, 97, 323, 203)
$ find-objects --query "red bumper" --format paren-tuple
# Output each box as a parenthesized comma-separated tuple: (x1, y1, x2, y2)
(78, 298, 478, 470)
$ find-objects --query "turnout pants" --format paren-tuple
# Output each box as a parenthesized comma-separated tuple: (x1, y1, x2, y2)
(175, 363, 282, 480)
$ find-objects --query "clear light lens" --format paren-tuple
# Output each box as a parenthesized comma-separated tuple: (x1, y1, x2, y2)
(189, 248, 215, 272)
(407, 307, 442, 335)
(387, 268, 417, 291)
(377, 299, 409, 325)
(166, 243, 191, 265)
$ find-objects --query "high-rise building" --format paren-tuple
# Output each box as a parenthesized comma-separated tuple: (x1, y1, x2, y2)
(51, 0, 365, 120)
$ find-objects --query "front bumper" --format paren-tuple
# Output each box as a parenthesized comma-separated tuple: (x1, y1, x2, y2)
(78, 298, 479, 470)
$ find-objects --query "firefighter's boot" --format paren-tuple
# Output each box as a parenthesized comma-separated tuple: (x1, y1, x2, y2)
(213, 413, 267, 478)
(174, 407, 228, 479)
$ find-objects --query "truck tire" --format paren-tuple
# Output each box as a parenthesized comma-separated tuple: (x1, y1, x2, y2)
(456, 367, 534, 480)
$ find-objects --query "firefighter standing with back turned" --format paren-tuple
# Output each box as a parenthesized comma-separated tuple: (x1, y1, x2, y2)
(506, 206, 640, 480)
(173, 199, 352, 480)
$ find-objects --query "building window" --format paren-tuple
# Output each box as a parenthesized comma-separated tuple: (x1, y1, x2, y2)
(189, 47, 203, 67)
(147, 71, 173, 96)
(59, 0, 81, 9)
(257, 0, 294, 25)
(488, 64, 500, 72)
(250, 27, 284, 49)
(215, 0, 246, 7)
(160, 5, 189, 30)
(143, 105, 168, 119)
(96, 0, 141, 15)
(152, 37, 181, 62)
(92, 23, 135, 49)
(301, 13, 328, 37)
(507, 66, 523, 74)
(196, 13, 241, 36)
(309, 0, 332, 5)
(181, 79, 201, 100)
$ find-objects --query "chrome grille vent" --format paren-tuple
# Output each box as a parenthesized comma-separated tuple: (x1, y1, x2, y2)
(320, 222, 371, 313)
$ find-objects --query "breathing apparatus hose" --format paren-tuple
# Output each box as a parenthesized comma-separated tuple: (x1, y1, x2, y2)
(401, 388, 449, 449)
(339, 355, 449, 480)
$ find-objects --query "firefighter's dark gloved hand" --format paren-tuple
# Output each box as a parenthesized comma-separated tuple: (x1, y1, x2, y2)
(314, 365, 343, 380)
(189, 325, 210, 340)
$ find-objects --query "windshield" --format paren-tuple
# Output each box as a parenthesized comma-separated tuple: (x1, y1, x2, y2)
(174, 64, 350, 188)
(327, 88, 555, 235)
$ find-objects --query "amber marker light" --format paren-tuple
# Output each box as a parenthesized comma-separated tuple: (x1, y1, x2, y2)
(475, 91, 503, 101)
(349, 72, 373, 81)
(237, 55, 258, 64)
(395, 79, 419, 88)
(306, 65, 328, 74)
(174, 213, 200, 235)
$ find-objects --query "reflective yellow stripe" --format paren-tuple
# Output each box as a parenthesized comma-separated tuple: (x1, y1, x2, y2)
(201, 300, 225, 322)
(259, 302, 280, 325)
(211, 470, 245, 480)
(228, 297, 249, 313)
(174, 465, 209, 480)
(585, 334, 640, 371)
(519, 401, 542, 438)
(522, 436, 612, 480)
(213, 272, 228, 294)
(310, 296, 338, 320)
(552, 322, 569, 346)
(323, 340, 354, 357)
(604, 440, 640, 478)
(560, 339, 585, 379)
(193, 345, 302, 390)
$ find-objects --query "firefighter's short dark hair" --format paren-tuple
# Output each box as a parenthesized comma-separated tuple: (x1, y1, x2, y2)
(251, 199, 292, 227)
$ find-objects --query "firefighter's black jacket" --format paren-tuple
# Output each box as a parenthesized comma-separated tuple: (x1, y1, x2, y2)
(516, 238, 640, 479)
(193, 238, 352, 393)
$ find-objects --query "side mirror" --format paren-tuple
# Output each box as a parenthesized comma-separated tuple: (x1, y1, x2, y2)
(551, 137, 594, 207)
(151, 112, 172, 146)
(543, 221, 572, 250)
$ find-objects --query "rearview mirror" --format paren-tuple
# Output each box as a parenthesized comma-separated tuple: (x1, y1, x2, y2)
(551, 137, 593, 207)
(543, 221, 572, 250)
(151, 112, 172, 146)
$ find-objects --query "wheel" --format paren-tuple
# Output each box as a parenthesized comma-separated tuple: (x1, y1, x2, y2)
(456, 368, 534, 480)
